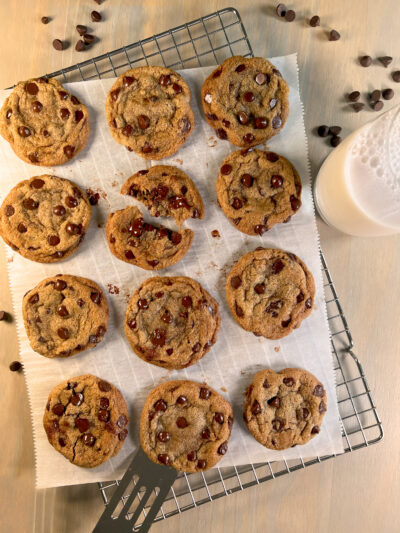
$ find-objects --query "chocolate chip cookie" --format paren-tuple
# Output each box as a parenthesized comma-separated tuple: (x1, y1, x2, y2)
(0, 175, 91, 263)
(244, 368, 327, 450)
(226, 248, 315, 339)
(106, 206, 193, 270)
(124, 276, 220, 369)
(121, 165, 204, 226)
(201, 56, 289, 147)
(105, 67, 195, 160)
(43, 374, 129, 468)
(0, 77, 89, 166)
(216, 149, 302, 235)
(23, 275, 109, 358)
(140, 380, 233, 472)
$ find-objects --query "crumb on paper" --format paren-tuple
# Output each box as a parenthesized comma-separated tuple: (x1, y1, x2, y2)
(240, 370, 247, 375)
(7, 256, 14, 263)
(172, 158, 183, 165)
(107, 284, 120, 295)
(97, 222, 104, 228)
(274, 346, 280, 352)
(111, 180, 119, 188)
(220, 386, 227, 392)
(123, 291, 131, 303)
(211, 229, 220, 238)
(208, 136, 217, 148)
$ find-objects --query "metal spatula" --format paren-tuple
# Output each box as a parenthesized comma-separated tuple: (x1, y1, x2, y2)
(93, 447, 178, 533)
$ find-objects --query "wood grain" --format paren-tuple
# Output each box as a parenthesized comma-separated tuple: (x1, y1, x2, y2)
(1, 1, 399, 532)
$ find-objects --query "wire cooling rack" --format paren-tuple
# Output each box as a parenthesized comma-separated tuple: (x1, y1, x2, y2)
(42, 7, 383, 529)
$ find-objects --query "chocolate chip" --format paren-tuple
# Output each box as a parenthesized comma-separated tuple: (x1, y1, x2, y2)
(138, 115, 150, 129)
(23, 198, 39, 210)
(75, 40, 85, 52)
(313, 384, 324, 397)
(243, 133, 255, 144)
(330, 135, 342, 147)
(276, 3, 287, 17)
(105, 422, 117, 434)
(0, 310, 8, 322)
(122, 125, 133, 136)
(57, 327, 69, 340)
(66, 223, 82, 235)
(41, 16, 50, 24)
(48, 235, 60, 245)
(235, 303, 244, 318)
(98, 380, 111, 392)
(329, 126, 342, 136)
(329, 30, 340, 41)
(57, 305, 68, 317)
(255, 72, 267, 85)
(118, 429, 128, 441)
(187, 451, 197, 461)
(26, 82, 39, 96)
(91, 10, 102, 22)
(218, 442, 228, 455)
(159, 74, 171, 86)
(241, 174, 253, 187)
(251, 400, 261, 415)
(285, 9, 296, 22)
(154, 399, 167, 411)
(151, 328, 166, 347)
(53, 39, 64, 51)
(192, 342, 201, 353)
(221, 164, 232, 175)
(71, 392, 84, 406)
(58, 438, 66, 447)
(237, 111, 249, 124)
(201, 427, 211, 440)
(4, 205, 15, 217)
(98, 409, 109, 422)
(348, 91, 360, 102)
(319, 401, 327, 413)
(230, 276, 242, 289)
(53, 279, 66, 291)
(63, 145, 75, 158)
(158, 453, 170, 465)
(197, 459, 207, 469)
(6, 109, 12, 119)
(283, 377, 294, 386)
(254, 284, 265, 294)
(272, 115, 282, 129)
(372, 100, 384, 111)
(271, 175, 283, 188)
(232, 197, 243, 210)
(272, 259, 284, 274)
(378, 56, 392, 67)
(18, 126, 31, 137)
(199, 387, 211, 400)
(181, 296, 192, 308)
(382, 88, 394, 100)
(82, 434, 96, 446)
(311, 426, 320, 434)
(310, 15, 320, 27)
(51, 403, 64, 417)
(370, 90, 382, 102)
(268, 396, 280, 408)
(176, 417, 188, 429)
(392, 71, 400, 83)
(317, 125, 329, 137)
(281, 319, 291, 327)
(305, 297, 312, 309)
(360, 55, 372, 67)
(255, 117, 268, 129)
(214, 413, 224, 424)
(172, 82, 182, 94)
(76, 25, 87, 35)
(272, 418, 284, 431)
(216, 128, 228, 140)
(352, 103, 365, 112)
(176, 395, 188, 406)
(235, 63, 246, 73)
(243, 91, 255, 103)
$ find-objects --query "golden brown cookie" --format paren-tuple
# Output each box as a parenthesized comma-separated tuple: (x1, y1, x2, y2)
(23, 274, 109, 358)
(121, 165, 204, 226)
(226, 248, 315, 339)
(106, 206, 193, 270)
(0, 77, 89, 166)
(124, 276, 220, 369)
(140, 380, 233, 472)
(216, 148, 302, 235)
(201, 56, 289, 147)
(244, 368, 327, 450)
(43, 375, 129, 468)
(0, 175, 91, 263)
(105, 67, 195, 159)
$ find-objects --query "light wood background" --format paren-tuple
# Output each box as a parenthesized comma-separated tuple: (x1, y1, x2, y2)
(1, 1, 399, 532)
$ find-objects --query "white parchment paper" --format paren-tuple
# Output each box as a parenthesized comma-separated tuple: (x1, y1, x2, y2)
(0, 54, 344, 489)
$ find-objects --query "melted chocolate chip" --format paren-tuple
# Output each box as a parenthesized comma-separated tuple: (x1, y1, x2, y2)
(154, 399, 167, 411)
(98, 380, 111, 392)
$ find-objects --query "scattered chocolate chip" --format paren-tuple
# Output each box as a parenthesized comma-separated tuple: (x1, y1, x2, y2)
(378, 56, 392, 68)
(348, 91, 360, 102)
(352, 103, 365, 112)
(382, 88, 394, 100)
(392, 71, 400, 83)
(91, 10, 102, 22)
(330, 135, 342, 147)
(83, 33, 95, 45)
(329, 126, 342, 136)
(310, 15, 320, 27)
(76, 25, 87, 35)
(276, 3, 287, 17)
(317, 125, 329, 137)
(285, 9, 296, 22)
(211, 229, 220, 238)
(370, 90, 381, 102)
(360, 55, 372, 67)
(75, 40, 85, 52)
(329, 30, 340, 41)
(372, 100, 384, 111)
(41, 16, 50, 24)
(9, 361, 22, 372)
(53, 39, 64, 51)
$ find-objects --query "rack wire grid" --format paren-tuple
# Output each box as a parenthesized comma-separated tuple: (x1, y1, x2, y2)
(40, 7, 383, 529)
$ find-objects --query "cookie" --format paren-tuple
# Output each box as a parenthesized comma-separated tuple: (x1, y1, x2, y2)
(244, 368, 327, 450)
(121, 165, 204, 226)
(106, 206, 193, 270)
(23, 274, 109, 358)
(0, 77, 89, 166)
(226, 248, 315, 339)
(124, 276, 220, 369)
(105, 67, 195, 160)
(43, 374, 129, 468)
(201, 56, 289, 147)
(0, 175, 91, 263)
(216, 148, 302, 235)
(140, 380, 233, 472)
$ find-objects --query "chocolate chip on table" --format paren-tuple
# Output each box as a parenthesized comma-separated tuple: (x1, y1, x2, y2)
(211, 230, 220, 238)
(75, 40, 85, 52)
(392, 71, 400, 83)
(329, 126, 342, 136)
(317, 125, 329, 137)
(378, 56, 392, 68)
(360, 55, 372, 67)
(9, 361, 22, 372)
(83, 34, 95, 45)
(370, 90, 381, 102)
(382, 88, 394, 100)
(285, 9, 296, 22)
(276, 4, 287, 17)
(348, 91, 360, 102)
(41, 16, 50, 24)
(91, 10, 102, 22)
(309, 15, 320, 27)
(93, 0, 102, 4)
(351, 103, 365, 112)
(372, 100, 384, 111)
(0, 310, 8, 321)
(329, 30, 340, 41)
(76, 25, 87, 36)
(330, 135, 342, 147)
(52, 39, 64, 51)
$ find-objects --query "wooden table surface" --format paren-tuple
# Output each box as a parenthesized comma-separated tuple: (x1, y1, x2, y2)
(1, 1, 399, 532)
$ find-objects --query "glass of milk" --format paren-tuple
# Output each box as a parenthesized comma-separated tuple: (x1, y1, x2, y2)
(314, 104, 400, 236)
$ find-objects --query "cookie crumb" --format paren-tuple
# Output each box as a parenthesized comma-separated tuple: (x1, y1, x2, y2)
(107, 284, 120, 295)
(208, 137, 217, 148)
(274, 346, 280, 352)
(211, 230, 220, 238)
(220, 386, 227, 392)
